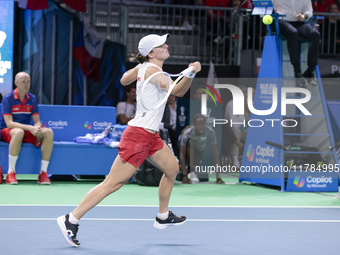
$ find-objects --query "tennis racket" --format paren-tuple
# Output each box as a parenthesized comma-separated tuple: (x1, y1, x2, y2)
(140, 66, 195, 111)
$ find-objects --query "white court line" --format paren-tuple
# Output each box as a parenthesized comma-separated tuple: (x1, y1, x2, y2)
(0, 205, 340, 208)
(1, 218, 340, 223)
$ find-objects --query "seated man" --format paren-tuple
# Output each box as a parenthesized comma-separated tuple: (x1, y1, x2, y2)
(116, 84, 136, 125)
(0, 72, 54, 185)
(272, 0, 320, 87)
(179, 114, 224, 184)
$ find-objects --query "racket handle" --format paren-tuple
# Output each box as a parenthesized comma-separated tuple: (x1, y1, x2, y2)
(265, 141, 283, 149)
(182, 66, 195, 78)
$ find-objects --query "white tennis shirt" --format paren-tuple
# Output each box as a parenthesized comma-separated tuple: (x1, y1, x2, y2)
(128, 62, 169, 131)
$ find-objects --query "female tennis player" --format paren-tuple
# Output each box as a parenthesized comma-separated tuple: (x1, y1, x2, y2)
(57, 33, 201, 247)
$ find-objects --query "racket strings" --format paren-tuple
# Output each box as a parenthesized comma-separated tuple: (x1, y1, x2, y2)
(141, 73, 172, 110)
(140, 66, 194, 111)
(149, 73, 172, 92)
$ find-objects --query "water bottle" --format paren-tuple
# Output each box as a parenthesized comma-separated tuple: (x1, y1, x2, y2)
(110, 127, 119, 141)
(101, 125, 112, 137)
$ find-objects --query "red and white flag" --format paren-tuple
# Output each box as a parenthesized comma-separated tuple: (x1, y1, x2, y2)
(15, 0, 48, 10)
(73, 18, 106, 81)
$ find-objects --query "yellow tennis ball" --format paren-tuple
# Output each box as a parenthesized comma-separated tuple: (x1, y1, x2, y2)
(262, 15, 273, 25)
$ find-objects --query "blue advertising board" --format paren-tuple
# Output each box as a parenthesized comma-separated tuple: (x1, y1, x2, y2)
(37, 105, 116, 141)
(239, 36, 284, 188)
(253, 0, 273, 7)
(286, 171, 339, 192)
(252, 0, 274, 15)
(0, 0, 14, 96)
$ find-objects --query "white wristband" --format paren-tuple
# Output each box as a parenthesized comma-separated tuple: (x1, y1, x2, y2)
(185, 72, 196, 79)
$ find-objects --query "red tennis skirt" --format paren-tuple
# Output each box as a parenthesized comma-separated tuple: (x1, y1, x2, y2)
(118, 125, 164, 167)
(1, 128, 42, 147)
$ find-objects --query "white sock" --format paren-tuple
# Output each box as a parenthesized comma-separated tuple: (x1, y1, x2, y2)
(40, 160, 49, 173)
(158, 211, 169, 220)
(8, 155, 18, 174)
(69, 212, 79, 224)
(232, 156, 240, 168)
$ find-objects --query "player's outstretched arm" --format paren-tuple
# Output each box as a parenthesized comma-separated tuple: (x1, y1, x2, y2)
(171, 61, 201, 97)
(120, 64, 141, 86)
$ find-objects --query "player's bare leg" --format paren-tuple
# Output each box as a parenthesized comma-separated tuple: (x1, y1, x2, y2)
(72, 156, 137, 219)
(57, 156, 137, 246)
(147, 143, 187, 229)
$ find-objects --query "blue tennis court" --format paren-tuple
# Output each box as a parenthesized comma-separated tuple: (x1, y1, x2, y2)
(1, 205, 339, 255)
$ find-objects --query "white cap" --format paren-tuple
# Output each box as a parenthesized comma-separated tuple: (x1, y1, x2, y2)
(138, 34, 170, 57)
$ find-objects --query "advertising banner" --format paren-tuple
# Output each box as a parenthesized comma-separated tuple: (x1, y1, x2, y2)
(0, 0, 14, 97)
(36, 105, 116, 141)
(286, 171, 339, 192)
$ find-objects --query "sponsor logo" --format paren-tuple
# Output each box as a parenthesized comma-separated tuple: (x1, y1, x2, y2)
(47, 120, 68, 129)
(246, 145, 274, 164)
(85, 121, 113, 130)
(293, 176, 333, 188)
(84, 121, 92, 129)
(307, 176, 333, 185)
(293, 177, 305, 187)
(246, 144, 255, 162)
(93, 121, 112, 129)
(256, 145, 275, 158)
(134, 158, 140, 165)
(180, 107, 185, 116)
(40, 121, 48, 128)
